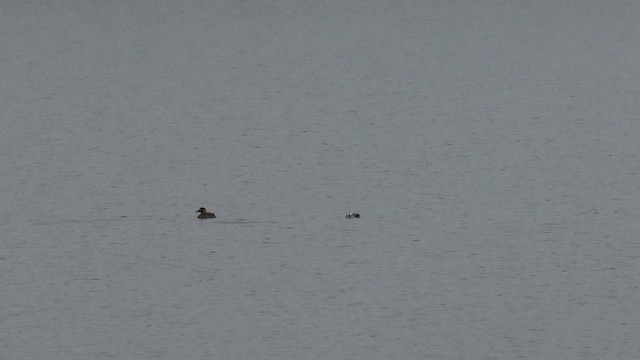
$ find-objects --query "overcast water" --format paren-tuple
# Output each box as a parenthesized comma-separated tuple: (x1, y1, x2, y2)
(1, 1, 639, 359)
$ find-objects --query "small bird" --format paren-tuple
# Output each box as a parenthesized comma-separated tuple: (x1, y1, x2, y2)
(196, 207, 216, 219)
(345, 212, 360, 219)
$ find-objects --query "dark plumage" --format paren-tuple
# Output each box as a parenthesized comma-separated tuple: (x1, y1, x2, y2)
(196, 207, 216, 219)
(345, 212, 360, 219)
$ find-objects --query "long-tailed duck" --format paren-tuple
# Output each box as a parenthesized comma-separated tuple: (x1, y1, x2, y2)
(345, 212, 360, 219)
(196, 207, 216, 219)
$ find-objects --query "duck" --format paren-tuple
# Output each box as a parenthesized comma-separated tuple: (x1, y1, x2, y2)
(345, 212, 360, 219)
(196, 207, 216, 219)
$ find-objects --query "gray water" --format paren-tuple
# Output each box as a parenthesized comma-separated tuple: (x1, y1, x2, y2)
(1, 1, 639, 359)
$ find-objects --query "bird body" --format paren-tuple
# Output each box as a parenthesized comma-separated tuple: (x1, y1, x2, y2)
(196, 207, 216, 219)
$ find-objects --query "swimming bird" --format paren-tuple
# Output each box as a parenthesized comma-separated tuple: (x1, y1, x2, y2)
(196, 207, 216, 219)
(345, 212, 360, 219)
